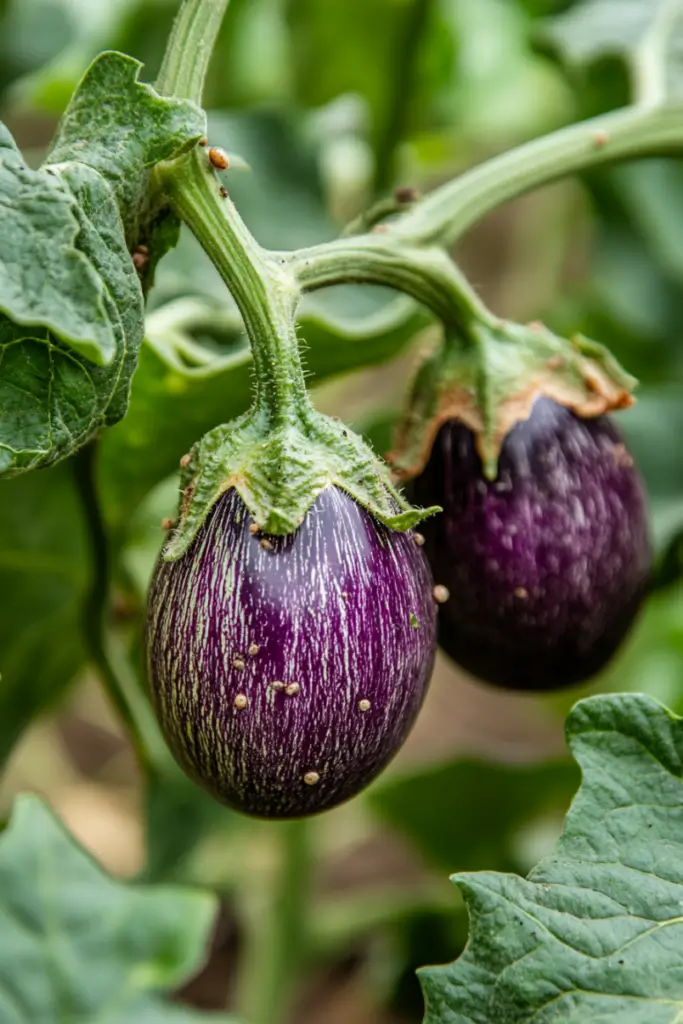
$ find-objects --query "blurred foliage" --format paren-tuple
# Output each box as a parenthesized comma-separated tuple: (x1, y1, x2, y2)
(2, 0, 683, 1020)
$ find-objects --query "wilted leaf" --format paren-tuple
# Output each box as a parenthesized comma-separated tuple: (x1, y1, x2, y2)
(0, 794, 236, 1022)
(421, 693, 683, 1023)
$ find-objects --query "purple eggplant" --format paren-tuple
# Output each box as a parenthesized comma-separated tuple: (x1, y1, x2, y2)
(146, 486, 436, 818)
(413, 398, 651, 691)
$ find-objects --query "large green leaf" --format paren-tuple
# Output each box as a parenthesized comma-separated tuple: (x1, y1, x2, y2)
(0, 463, 87, 762)
(47, 51, 204, 230)
(545, 0, 683, 100)
(0, 794, 236, 1022)
(421, 693, 683, 1024)
(0, 52, 204, 475)
(99, 294, 430, 527)
(369, 758, 579, 877)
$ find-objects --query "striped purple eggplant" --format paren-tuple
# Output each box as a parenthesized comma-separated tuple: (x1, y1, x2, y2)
(146, 486, 437, 818)
(413, 398, 651, 691)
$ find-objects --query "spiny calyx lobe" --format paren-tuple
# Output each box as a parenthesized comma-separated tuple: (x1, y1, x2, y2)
(165, 405, 439, 561)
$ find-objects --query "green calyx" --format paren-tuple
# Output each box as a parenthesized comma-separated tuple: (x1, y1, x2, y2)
(164, 405, 439, 561)
(392, 317, 638, 481)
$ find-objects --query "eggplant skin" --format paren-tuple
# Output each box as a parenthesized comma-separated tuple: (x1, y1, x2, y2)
(413, 398, 652, 691)
(146, 486, 436, 818)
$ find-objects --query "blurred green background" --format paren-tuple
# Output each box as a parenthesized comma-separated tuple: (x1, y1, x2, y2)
(2, 1, 683, 1021)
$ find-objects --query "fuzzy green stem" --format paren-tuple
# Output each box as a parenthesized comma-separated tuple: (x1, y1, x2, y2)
(288, 235, 494, 334)
(393, 102, 683, 248)
(235, 819, 311, 1024)
(158, 150, 309, 425)
(156, 0, 229, 102)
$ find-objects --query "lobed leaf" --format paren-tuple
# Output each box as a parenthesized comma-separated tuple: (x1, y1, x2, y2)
(421, 693, 683, 1023)
(0, 52, 205, 475)
(0, 794, 236, 1023)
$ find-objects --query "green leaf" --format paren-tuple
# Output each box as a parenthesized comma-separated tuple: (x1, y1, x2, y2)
(0, 159, 142, 474)
(99, 294, 430, 527)
(0, 52, 205, 475)
(369, 758, 579, 876)
(545, 0, 683, 100)
(0, 794, 236, 1022)
(0, 124, 117, 366)
(0, 464, 87, 763)
(421, 693, 683, 1024)
(47, 51, 205, 232)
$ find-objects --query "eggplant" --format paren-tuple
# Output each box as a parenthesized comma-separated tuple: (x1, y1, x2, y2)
(146, 486, 436, 818)
(413, 398, 651, 691)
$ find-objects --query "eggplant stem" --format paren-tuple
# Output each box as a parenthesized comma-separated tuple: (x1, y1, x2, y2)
(234, 818, 312, 1024)
(72, 442, 171, 777)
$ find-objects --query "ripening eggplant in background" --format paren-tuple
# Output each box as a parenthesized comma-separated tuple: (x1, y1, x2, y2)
(413, 398, 651, 691)
(147, 487, 437, 818)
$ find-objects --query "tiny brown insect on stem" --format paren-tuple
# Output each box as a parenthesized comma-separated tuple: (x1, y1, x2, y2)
(208, 146, 230, 170)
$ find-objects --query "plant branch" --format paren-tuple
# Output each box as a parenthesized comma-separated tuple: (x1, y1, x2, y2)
(288, 234, 494, 334)
(158, 150, 308, 423)
(633, 0, 681, 108)
(156, 0, 229, 102)
(235, 819, 311, 1024)
(72, 443, 171, 776)
(392, 102, 683, 248)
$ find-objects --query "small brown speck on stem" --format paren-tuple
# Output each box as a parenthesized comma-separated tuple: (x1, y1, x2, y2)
(592, 129, 609, 148)
(248, 643, 260, 656)
(199, 137, 208, 147)
(304, 771, 320, 786)
(180, 453, 191, 468)
(433, 585, 450, 604)
(208, 146, 230, 170)
(395, 185, 419, 204)
(132, 249, 148, 272)
(233, 657, 246, 670)
(219, 186, 229, 199)
(285, 682, 300, 696)
(234, 694, 248, 709)
(260, 538, 274, 551)
(358, 699, 371, 712)
(161, 517, 175, 531)
(372, 224, 388, 233)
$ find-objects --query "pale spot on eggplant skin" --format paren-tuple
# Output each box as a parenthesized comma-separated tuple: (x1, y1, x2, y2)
(285, 682, 300, 696)
(234, 694, 248, 709)
(233, 657, 246, 670)
(249, 523, 260, 535)
(358, 699, 371, 712)
(248, 643, 260, 656)
(304, 771, 320, 786)
(260, 538, 274, 551)
(270, 681, 286, 692)
(433, 585, 450, 604)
